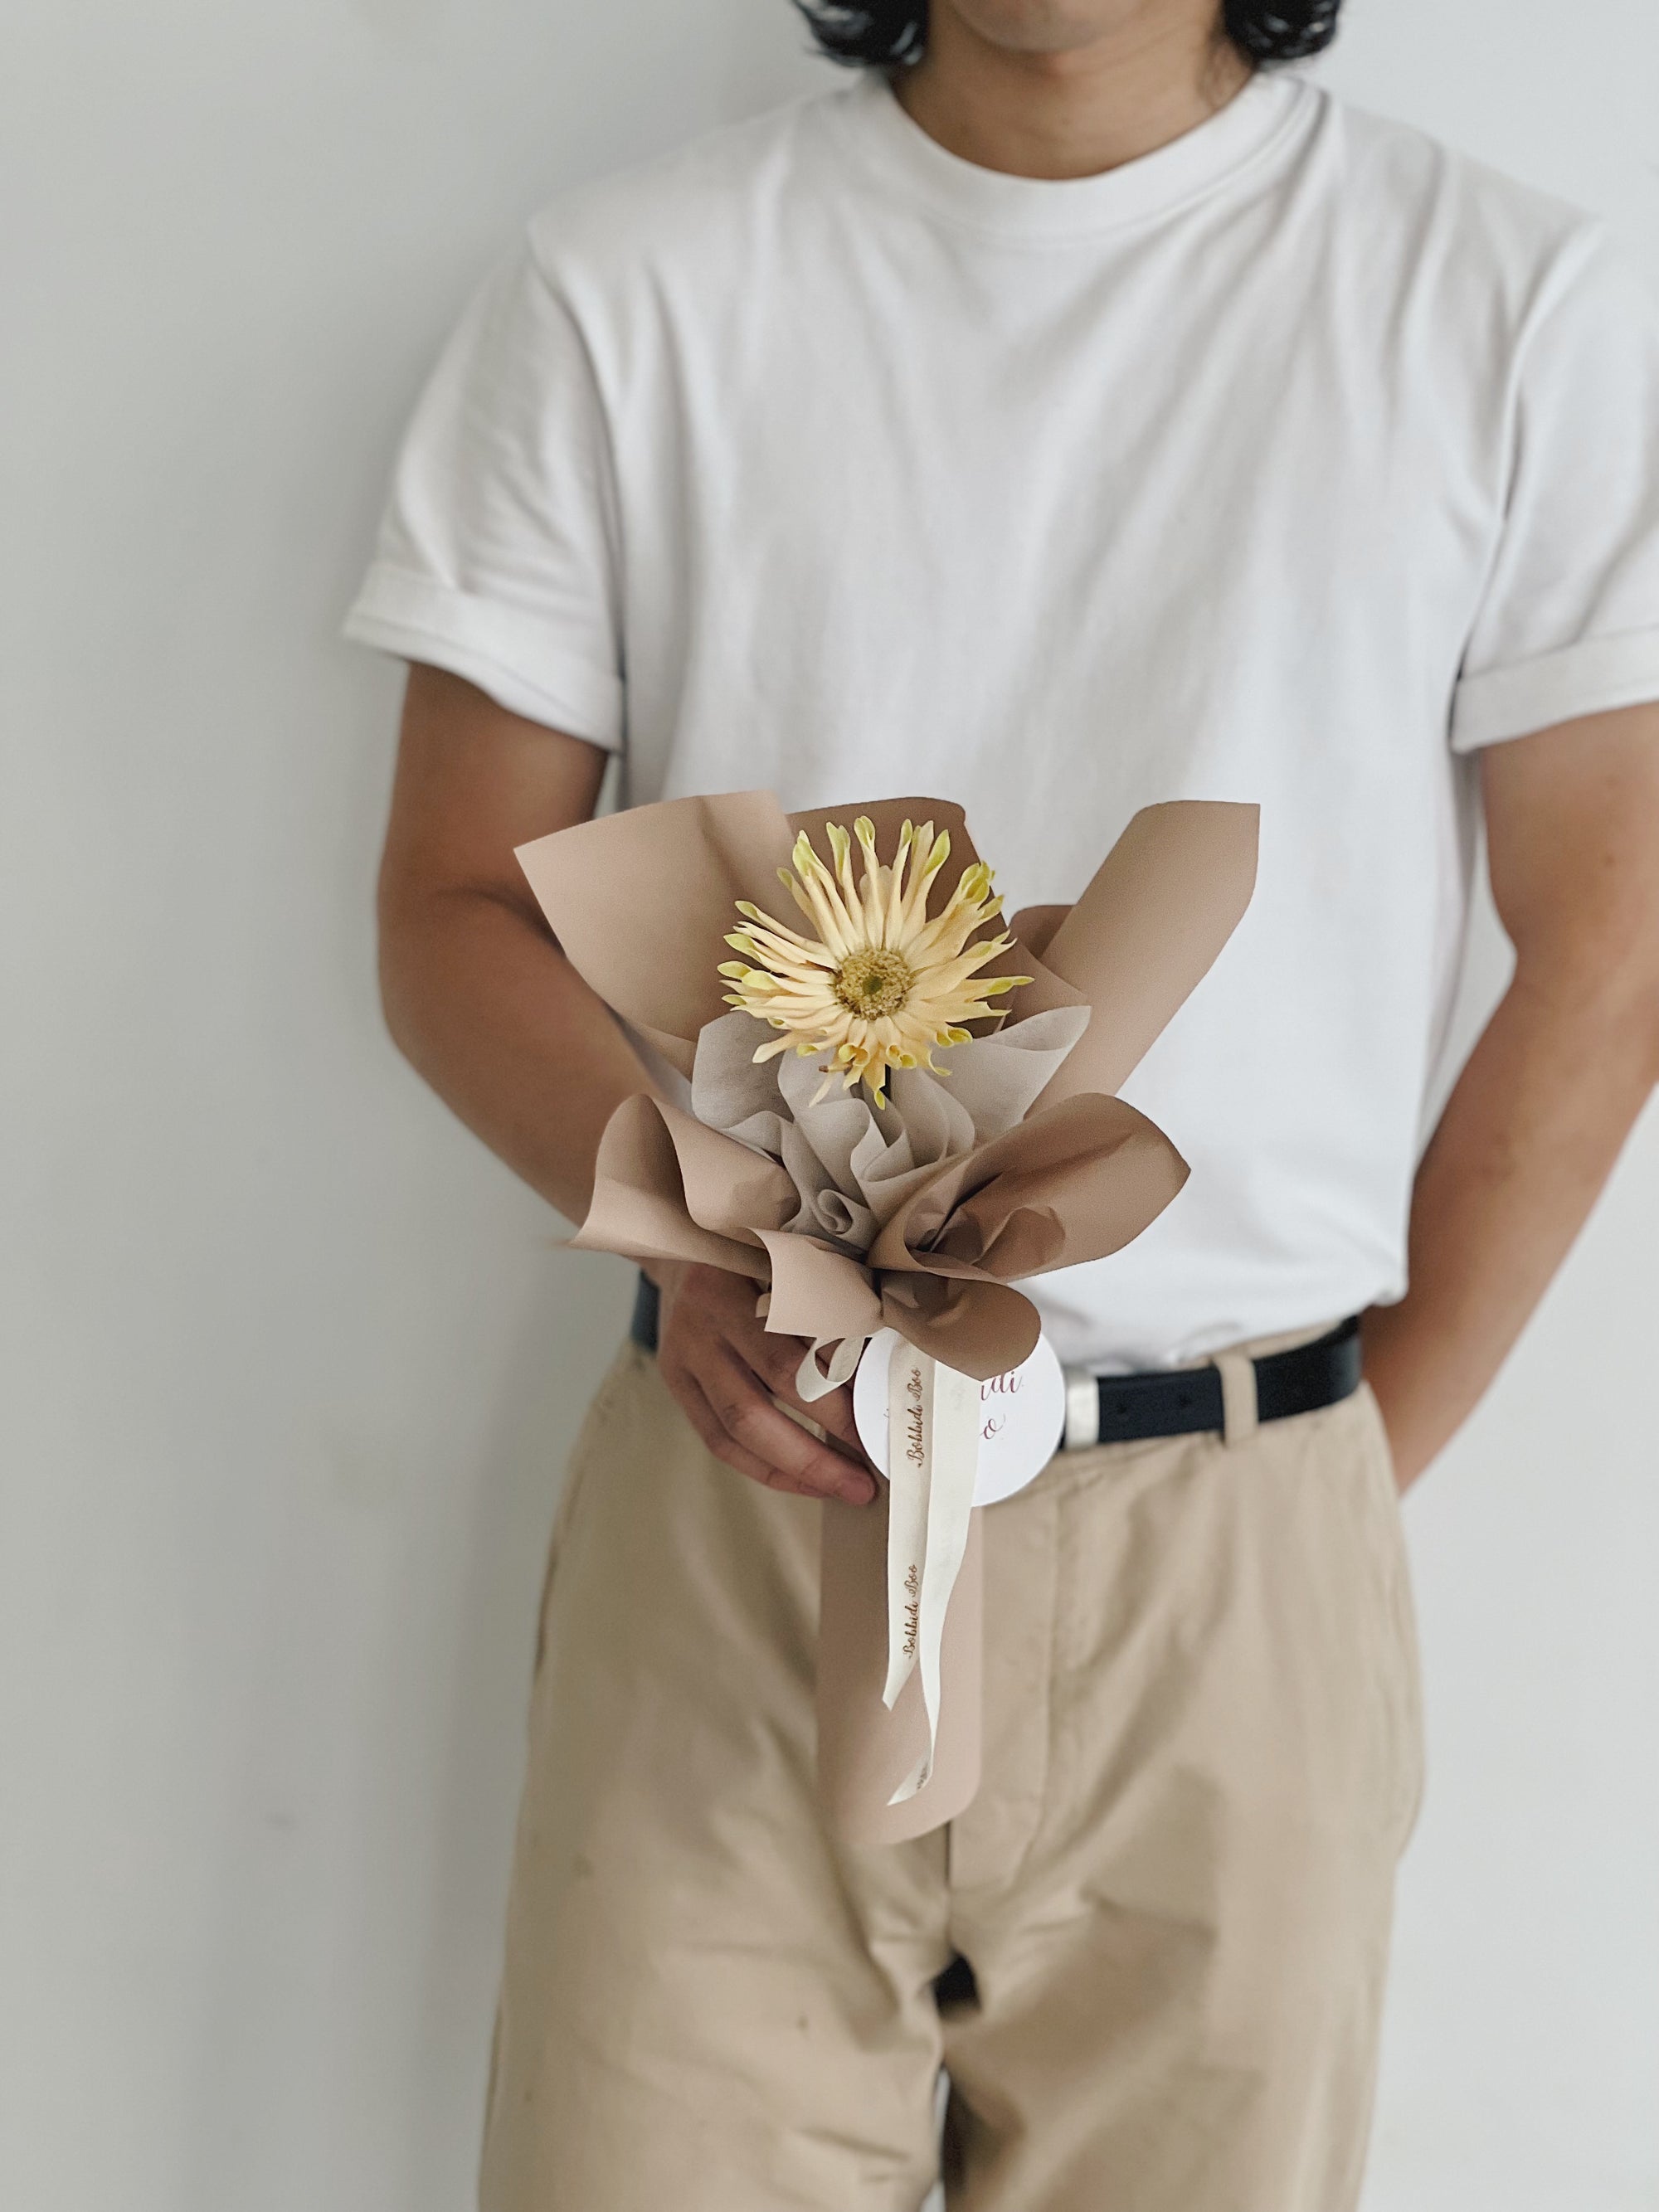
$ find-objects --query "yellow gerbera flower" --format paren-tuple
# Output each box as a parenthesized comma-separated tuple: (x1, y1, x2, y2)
(719, 817, 1029, 1107)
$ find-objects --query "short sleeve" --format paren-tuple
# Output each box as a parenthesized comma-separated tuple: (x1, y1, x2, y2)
(1451, 227, 1659, 752)
(343, 242, 625, 748)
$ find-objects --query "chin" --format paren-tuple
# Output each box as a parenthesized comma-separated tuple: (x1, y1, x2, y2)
(945, 0, 1160, 56)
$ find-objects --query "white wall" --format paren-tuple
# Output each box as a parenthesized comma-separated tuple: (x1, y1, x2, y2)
(2, 3, 1655, 2209)
(1309, 12, 1659, 2206)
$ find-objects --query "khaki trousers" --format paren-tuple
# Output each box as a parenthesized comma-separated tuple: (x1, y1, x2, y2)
(479, 1336, 1423, 2212)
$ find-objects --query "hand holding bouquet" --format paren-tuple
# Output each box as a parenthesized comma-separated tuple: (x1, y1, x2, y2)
(518, 792, 1257, 1840)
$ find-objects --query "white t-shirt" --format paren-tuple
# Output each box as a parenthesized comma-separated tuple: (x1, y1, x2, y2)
(345, 66, 1659, 1372)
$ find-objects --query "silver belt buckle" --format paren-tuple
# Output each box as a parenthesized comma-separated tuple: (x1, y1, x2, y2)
(1061, 1365, 1101, 1451)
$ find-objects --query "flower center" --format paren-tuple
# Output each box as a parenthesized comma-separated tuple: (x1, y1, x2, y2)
(833, 945, 914, 1019)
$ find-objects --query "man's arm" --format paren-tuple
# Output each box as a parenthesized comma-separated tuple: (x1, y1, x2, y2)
(1363, 702, 1659, 1489)
(376, 664, 876, 1505)
(377, 665, 642, 1223)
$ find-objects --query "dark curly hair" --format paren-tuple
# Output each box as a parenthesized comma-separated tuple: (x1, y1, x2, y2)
(793, 0, 1341, 70)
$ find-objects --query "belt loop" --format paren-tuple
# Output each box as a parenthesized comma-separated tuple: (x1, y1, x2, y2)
(1213, 1350, 1259, 1449)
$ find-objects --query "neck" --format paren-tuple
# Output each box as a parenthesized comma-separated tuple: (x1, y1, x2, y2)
(889, 7, 1253, 182)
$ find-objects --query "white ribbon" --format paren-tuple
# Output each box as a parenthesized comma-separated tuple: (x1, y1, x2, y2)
(794, 1334, 867, 1402)
(879, 1344, 981, 1806)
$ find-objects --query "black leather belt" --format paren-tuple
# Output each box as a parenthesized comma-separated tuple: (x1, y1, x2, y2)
(630, 1270, 663, 1354)
(1077, 1315, 1361, 1445)
(629, 1273, 1362, 1447)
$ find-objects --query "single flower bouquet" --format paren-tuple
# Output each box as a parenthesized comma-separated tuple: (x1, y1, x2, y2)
(518, 792, 1257, 1841)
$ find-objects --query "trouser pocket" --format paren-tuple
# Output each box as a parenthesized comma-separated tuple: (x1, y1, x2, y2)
(1354, 1381, 1428, 1850)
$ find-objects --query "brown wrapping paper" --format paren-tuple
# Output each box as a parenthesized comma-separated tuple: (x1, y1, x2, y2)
(818, 1492, 983, 1845)
(516, 793, 1258, 1842)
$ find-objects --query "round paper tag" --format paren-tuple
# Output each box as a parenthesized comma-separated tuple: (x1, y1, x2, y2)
(852, 1330, 1066, 1508)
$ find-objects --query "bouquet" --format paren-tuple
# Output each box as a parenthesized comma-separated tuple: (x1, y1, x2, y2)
(518, 793, 1258, 1842)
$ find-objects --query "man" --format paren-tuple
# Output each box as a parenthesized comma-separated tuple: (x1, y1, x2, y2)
(347, 0, 1659, 2203)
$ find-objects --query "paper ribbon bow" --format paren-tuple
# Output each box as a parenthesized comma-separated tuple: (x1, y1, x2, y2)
(518, 794, 1258, 1842)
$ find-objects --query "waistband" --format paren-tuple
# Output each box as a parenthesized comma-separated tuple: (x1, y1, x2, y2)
(626, 1274, 1362, 1453)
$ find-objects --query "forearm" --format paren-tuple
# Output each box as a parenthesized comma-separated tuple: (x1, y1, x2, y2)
(1364, 959, 1659, 1486)
(378, 884, 649, 1226)
(369, 664, 873, 1505)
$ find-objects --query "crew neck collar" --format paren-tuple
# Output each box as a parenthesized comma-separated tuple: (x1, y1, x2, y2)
(833, 65, 1310, 241)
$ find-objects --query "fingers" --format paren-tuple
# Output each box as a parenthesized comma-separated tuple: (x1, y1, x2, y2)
(675, 1374, 826, 1500)
(660, 1346, 873, 1505)
(742, 1325, 865, 1454)
(698, 1344, 876, 1505)
(656, 1262, 876, 1505)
